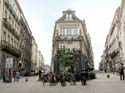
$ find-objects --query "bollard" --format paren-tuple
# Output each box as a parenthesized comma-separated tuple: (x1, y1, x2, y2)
(107, 74, 110, 78)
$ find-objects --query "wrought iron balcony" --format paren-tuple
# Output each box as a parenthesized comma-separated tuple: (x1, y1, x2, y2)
(72, 36, 83, 41)
(56, 48, 82, 56)
(55, 36, 82, 41)
(55, 36, 80, 41)
(1, 40, 21, 57)
(2, 18, 20, 40)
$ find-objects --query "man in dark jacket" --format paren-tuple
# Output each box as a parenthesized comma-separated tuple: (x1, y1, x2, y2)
(39, 70, 41, 80)
(119, 63, 124, 80)
(81, 70, 88, 85)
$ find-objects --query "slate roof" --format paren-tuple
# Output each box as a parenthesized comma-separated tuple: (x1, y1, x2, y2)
(56, 9, 81, 22)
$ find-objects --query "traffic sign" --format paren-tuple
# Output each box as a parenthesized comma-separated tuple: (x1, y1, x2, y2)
(5, 58, 13, 68)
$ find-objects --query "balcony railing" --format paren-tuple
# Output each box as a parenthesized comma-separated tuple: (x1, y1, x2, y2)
(1, 40, 21, 57)
(2, 18, 20, 40)
(55, 36, 83, 41)
(56, 48, 82, 56)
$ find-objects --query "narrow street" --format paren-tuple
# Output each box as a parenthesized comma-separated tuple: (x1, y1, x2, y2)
(0, 73, 125, 93)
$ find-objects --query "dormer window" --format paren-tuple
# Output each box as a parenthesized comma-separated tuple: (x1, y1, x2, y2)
(65, 14, 72, 21)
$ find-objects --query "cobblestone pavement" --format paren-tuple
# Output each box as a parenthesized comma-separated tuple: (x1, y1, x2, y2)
(0, 73, 125, 93)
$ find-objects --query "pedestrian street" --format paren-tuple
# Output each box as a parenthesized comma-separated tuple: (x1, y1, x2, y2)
(0, 73, 125, 93)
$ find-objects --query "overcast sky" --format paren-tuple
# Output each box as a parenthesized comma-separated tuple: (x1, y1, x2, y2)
(19, 0, 121, 69)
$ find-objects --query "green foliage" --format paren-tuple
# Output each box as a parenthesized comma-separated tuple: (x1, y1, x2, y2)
(60, 54, 72, 67)
(59, 48, 80, 73)
(60, 48, 73, 68)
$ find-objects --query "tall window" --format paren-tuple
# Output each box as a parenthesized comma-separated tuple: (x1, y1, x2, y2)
(8, 35, 10, 43)
(59, 41, 65, 49)
(17, 42, 18, 49)
(11, 38, 13, 46)
(70, 27, 79, 36)
(9, 15, 12, 24)
(60, 27, 80, 37)
(67, 27, 71, 36)
(74, 27, 78, 36)
(3, 32, 6, 41)
(71, 27, 74, 36)
(64, 27, 67, 36)
(60, 27, 65, 37)
(5, 10, 7, 18)
(73, 42, 79, 49)
(14, 40, 16, 47)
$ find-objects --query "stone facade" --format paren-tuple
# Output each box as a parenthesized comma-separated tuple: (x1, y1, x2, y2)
(20, 14, 32, 72)
(0, 0, 23, 79)
(0, 0, 43, 79)
(51, 9, 94, 74)
(31, 37, 38, 72)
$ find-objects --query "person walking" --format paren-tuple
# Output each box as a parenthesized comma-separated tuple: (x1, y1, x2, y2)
(80, 70, 88, 85)
(119, 63, 124, 80)
(38, 70, 42, 81)
(51, 73, 56, 86)
(70, 73, 76, 85)
(15, 71, 20, 82)
(60, 72, 66, 86)
(3, 69, 6, 83)
(13, 70, 16, 82)
(42, 74, 48, 86)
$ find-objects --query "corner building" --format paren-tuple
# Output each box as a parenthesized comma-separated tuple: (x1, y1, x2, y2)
(51, 9, 94, 74)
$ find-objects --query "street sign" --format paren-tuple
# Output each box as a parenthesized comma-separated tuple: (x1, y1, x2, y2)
(5, 58, 13, 68)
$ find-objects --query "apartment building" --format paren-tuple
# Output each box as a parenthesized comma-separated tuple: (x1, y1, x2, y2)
(100, 0, 125, 72)
(51, 9, 94, 74)
(0, 0, 32, 78)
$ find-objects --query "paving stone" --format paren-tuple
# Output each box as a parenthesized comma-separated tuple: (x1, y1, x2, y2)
(0, 73, 125, 93)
